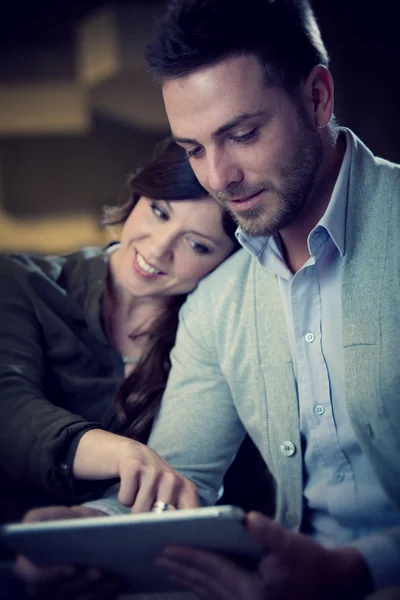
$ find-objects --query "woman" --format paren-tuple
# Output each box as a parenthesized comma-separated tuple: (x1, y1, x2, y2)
(0, 140, 239, 527)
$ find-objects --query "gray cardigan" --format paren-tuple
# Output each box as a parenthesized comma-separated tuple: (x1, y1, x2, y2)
(89, 134, 400, 546)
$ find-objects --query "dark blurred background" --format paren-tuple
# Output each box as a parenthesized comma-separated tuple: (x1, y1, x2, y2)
(0, 0, 398, 253)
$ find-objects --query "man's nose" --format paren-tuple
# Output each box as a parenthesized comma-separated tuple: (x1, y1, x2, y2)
(205, 149, 243, 195)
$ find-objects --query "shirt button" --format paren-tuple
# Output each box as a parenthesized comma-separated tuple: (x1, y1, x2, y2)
(304, 332, 315, 343)
(280, 441, 296, 457)
(314, 404, 325, 415)
(334, 471, 345, 483)
(60, 463, 68, 473)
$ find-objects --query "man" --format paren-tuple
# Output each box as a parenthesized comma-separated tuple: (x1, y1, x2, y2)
(144, 0, 400, 595)
(14, 0, 400, 598)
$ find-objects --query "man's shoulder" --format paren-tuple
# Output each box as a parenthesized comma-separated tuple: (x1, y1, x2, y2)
(366, 151, 400, 189)
(196, 248, 253, 293)
(179, 249, 253, 322)
(350, 131, 400, 191)
(210, 246, 251, 274)
(182, 246, 277, 330)
(373, 155, 400, 195)
(348, 133, 400, 242)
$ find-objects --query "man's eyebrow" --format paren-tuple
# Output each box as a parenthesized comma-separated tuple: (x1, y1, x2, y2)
(212, 111, 264, 138)
(172, 111, 264, 146)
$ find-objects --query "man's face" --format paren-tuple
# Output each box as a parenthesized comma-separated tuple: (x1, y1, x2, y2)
(163, 54, 323, 237)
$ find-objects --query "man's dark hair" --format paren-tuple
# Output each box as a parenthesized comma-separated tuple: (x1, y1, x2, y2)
(146, 0, 329, 93)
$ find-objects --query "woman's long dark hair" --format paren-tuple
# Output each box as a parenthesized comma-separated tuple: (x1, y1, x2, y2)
(103, 140, 239, 443)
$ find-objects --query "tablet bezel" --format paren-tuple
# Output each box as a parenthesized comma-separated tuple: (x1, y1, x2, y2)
(0, 505, 264, 593)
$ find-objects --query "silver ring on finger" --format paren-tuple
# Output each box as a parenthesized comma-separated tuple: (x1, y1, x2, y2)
(151, 501, 176, 513)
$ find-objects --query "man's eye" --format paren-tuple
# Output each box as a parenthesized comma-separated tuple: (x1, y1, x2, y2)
(150, 202, 169, 220)
(189, 239, 210, 254)
(231, 129, 258, 143)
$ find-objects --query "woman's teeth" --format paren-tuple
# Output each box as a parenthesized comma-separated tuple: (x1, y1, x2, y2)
(137, 252, 161, 275)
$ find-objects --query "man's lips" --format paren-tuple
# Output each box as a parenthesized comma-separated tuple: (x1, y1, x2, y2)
(227, 190, 264, 211)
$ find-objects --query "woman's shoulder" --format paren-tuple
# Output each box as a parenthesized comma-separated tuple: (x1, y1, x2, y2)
(0, 251, 57, 277)
(0, 246, 105, 288)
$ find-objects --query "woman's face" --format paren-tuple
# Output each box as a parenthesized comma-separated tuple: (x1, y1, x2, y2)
(114, 195, 236, 298)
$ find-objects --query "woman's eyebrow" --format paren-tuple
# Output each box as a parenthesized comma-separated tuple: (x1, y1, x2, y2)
(187, 230, 218, 244)
(163, 201, 220, 245)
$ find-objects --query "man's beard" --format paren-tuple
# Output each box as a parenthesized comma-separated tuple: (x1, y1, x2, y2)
(219, 107, 324, 238)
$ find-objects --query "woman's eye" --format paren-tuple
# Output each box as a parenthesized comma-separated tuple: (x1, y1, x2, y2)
(189, 239, 210, 255)
(150, 202, 169, 221)
(231, 129, 258, 143)
(186, 146, 203, 160)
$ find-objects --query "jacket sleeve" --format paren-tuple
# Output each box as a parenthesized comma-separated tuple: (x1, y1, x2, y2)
(147, 281, 247, 506)
(0, 259, 106, 501)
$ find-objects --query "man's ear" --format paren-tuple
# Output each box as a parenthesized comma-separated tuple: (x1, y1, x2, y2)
(300, 65, 334, 128)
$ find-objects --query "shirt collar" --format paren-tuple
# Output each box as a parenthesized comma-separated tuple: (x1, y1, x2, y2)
(236, 128, 353, 261)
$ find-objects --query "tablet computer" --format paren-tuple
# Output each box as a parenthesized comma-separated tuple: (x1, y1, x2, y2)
(0, 505, 264, 593)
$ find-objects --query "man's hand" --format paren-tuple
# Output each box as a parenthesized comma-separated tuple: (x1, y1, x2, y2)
(117, 441, 199, 513)
(156, 511, 373, 600)
(14, 505, 128, 599)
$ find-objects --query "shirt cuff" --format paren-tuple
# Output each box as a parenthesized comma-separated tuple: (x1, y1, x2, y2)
(83, 487, 130, 516)
(348, 532, 400, 591)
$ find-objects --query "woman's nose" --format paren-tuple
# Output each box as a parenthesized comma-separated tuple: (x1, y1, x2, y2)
(148, 231, 174, 261)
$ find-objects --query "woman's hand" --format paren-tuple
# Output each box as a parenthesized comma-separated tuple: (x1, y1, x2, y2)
(73, 429, 199, 512)
(14, 505, 128, 599)
(116, 440, 199, 512)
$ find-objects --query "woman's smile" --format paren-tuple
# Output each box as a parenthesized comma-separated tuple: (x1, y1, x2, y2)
(134, 250, 165, 278)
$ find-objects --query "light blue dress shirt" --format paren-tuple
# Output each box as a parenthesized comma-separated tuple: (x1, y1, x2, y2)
(236, 130, 400, 589)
